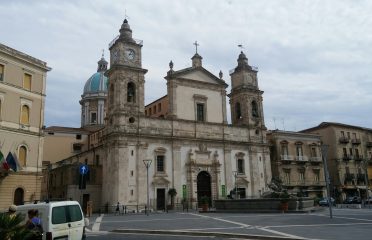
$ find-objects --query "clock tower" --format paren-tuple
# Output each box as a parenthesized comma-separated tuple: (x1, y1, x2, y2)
(107, 18, 147, 120)
(103, 18, 147, 204)
(228, 51, 266, 137)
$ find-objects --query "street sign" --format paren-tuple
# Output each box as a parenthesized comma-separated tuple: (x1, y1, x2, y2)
(79, 165, 89, 175)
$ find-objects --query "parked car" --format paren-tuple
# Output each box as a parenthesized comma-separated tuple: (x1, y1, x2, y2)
(365, 197, 372, 204)
(343, 196, 361, 204)
(319, 197, 335, 206)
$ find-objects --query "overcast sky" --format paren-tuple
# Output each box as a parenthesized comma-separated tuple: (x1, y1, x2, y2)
(1, 0, 371, 131)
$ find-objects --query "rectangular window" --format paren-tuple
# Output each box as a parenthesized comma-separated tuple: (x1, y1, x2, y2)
(314, 171, 320, 183)
(352, 133, 356, 139)
(91, 112, 97, 123)
(349, 148, 353, 156)
(154, 105, 157, 113)
(72, 143, 82, 152)
(299, 172, 305, 183)
(158, 103, 161, 112)
(355, 148, 359, 158)
(347, 132, 350, 139)
(311, 147, 317, 157)
(341, 131, 345, 137)
(343, 148, 347, 157)
(149, 108, 152, 115)
(95, 155, 100, 165)
(23, 73, 32, 90)
(284, 171, 290, 185)
(296, 146, 303, 156)
(0, 64, 4, 81)
(281, 145, 288, 156)
(156, 155, 164, 172)
(237, 159, 244, 174)
(196, 103, 204, 121)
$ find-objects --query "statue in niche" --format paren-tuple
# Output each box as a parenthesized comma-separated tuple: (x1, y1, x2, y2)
(199, 143, 207, 152)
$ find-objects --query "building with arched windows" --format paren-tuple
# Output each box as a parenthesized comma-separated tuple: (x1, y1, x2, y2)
(0, 43, 51, 209)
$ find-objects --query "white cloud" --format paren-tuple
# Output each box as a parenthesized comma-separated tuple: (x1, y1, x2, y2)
(1, 0, 371, 130)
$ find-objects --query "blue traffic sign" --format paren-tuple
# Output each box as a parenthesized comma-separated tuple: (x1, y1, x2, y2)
(79, 165, 89, 175)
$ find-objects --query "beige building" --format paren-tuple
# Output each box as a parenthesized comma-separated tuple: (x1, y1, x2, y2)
(267, 130, 326, 198)
(302, 122, 372, 201)
(0, 43, 51, 209)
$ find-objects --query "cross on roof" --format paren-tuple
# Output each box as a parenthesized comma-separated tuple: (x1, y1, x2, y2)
(125, 9, 130, 20)
(193, 41, 199, 54)
(238, 44, 244, 50)
(101, 49, 104, 58)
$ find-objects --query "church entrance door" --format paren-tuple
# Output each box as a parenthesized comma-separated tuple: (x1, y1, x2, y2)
(156, 188, 165, 210)
(197, 171, 211, 205)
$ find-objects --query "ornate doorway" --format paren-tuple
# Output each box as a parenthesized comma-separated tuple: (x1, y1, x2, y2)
(197, 171, 211, 205)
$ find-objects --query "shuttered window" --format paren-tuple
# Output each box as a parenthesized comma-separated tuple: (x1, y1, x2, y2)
(23, 73, 32, 90)
(21, 105, 30, 125)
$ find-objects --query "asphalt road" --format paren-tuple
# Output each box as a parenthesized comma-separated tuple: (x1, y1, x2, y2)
(86, 208, 372, 240)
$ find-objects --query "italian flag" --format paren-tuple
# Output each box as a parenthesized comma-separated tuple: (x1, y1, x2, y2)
(0, 150, 10, 171)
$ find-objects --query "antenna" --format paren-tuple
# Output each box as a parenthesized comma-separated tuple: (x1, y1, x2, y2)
(273, 117, 277, 130)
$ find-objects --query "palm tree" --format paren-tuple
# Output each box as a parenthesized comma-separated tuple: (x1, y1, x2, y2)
(0, 212, 32, 240)
(168, 188, 177, 209)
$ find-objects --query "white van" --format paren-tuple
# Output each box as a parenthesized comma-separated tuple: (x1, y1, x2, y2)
(16, 200, 88, 240)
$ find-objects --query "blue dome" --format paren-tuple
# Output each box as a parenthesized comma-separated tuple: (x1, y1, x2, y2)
(83, 72, 108, 94)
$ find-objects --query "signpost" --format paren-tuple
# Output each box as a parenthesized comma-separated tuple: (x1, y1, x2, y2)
(79, 164, 89, 208)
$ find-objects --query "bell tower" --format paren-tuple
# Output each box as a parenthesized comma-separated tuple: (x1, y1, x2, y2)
(229, 51, 266, 135)
(106, 19, 147, 125)
(103, 18, 148, 205)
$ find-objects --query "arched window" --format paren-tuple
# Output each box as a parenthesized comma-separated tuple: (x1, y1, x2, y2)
(18, 146, 27, 167)
(127, 82, 136, 102)
(14, 188, 24, 205)
(21, 105, 30, 125)
(235, 102, 242, 119)
(251, 101, 259, 117)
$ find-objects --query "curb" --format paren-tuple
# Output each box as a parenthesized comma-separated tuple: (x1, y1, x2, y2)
(112, 229, 305, 240)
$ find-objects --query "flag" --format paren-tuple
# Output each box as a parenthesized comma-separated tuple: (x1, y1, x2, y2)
(6, 152, 17, 172)
(0, 150, 10, 171)
(12, 151, 23, 171)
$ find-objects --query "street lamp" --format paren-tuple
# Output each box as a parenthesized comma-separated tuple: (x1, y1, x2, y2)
(233, 171, 238, 199)
(320, 144, 333, 219)
(143, 159, 152, 216)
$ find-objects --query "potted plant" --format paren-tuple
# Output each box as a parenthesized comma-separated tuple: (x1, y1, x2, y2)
(168, 188, 177, 210)
(280, 191, 290, 212)
(200, 196, 209, 212)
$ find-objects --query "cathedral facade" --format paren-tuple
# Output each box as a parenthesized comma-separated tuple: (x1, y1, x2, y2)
(102, 19, 272, 208)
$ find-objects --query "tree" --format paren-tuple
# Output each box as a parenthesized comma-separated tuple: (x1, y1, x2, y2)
(168, 188, 177, 209)
(0, 212, 32, 240)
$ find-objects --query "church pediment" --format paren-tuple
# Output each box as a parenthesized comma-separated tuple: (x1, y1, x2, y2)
(169, 67, 228, 87)
(152, 176, 170, 185)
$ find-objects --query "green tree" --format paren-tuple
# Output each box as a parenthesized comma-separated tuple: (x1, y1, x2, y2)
(0, 212, 32, 240)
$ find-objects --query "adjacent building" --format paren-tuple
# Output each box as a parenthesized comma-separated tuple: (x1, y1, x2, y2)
(0, 43, 51, 209)
(302, 122, 372, 201)
(267, 130, 326, 198)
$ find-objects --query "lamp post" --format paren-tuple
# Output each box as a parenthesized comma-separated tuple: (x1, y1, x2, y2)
(320, 144, 333, 219)
(143, 159, 152, 216)
(233, 171, 238, 199)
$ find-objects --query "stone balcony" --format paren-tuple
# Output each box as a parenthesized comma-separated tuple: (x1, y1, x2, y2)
(339, 136, 349, 144)
(351, 138, 361, 145)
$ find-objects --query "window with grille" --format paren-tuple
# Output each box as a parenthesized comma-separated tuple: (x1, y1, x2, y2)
(196, 103, 204, 121)
(156, 155, 164, 172)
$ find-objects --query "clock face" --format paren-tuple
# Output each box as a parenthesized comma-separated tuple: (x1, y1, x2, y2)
(126, 49, 135, 60)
